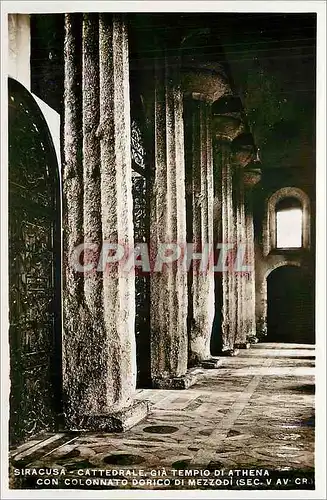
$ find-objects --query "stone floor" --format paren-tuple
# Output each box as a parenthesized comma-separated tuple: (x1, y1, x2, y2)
(9, 343, 315, 491)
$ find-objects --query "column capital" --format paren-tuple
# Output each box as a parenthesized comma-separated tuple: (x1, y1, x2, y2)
(181, 63, 231, 103)
(212, 96, 246, 142)
(231, 133, 256, 168)
(212, 114, 246, 142)
(180, 29, 232, 103)
(212, 97, 257, 168)
(243, 163, 262, 188)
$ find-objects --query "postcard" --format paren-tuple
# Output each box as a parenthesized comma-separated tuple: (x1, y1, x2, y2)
(1, 1, 326, 499)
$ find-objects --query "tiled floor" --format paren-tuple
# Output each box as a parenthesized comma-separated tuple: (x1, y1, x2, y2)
(9, 343, 315, 491)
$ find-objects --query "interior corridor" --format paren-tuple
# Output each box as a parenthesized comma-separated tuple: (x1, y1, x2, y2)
(10, 343, 315, 490)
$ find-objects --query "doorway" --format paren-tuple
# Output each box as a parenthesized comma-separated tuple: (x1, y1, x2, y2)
(267, 265, 314, 344)
(8, 78, 62, 444)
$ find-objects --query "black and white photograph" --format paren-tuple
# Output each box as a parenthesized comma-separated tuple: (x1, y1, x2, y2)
(1, 1, 326, 498)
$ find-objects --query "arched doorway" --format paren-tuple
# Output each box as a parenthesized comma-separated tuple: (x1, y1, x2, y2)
(267, 265, 314, 344)
(8, 78, 62, 444)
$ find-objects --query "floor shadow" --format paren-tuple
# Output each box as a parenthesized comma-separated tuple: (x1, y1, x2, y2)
(255, 344, 315, 350)
(242, 355, 315, 360)
(285, 384, 315, 394)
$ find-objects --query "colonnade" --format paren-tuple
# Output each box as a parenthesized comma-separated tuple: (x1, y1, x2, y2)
(62, 15, 261, 430)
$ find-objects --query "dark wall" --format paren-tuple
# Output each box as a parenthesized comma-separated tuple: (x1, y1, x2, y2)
(267, 266, 315, 344)
(30, 14, 64, 114)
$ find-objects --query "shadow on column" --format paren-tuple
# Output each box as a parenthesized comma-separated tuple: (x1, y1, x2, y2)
(210, 272, 224, 354)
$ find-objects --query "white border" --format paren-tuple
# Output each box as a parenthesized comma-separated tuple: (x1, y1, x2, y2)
(0, 0, 326, 14)
(1, 2, 326, 500)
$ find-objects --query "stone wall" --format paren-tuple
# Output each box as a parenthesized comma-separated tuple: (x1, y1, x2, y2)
(8, 14, 30, 90)
(254, 184, 314, 339)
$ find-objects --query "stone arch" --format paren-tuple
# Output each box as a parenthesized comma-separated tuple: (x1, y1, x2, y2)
(263, 187, 311, 256)
(264, 260, 301, 280)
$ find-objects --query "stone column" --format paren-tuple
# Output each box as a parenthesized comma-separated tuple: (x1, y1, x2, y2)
(183, 99, 215, 365)
(212, 139, 236, 353)
(181, 59, 230, 367)
(62, 13, 147, 431)
(212, 101, 257, 354)
(62, 13, 84, 425)
(222, 142, 236, 353)
(82, 14, 104, 396)
(244, 166, 262, 343)
(212, 111, 245, 354)
(233, 165, 247, 348)
(150, 55, 190, 388)
(232, 140, 257, 350)
(239, 173, 249, 347)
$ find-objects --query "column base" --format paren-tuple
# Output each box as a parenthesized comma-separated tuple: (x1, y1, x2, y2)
(235, 342, 251, 350)
(152, 368, 202, 390)
(221, 348, 240, 357)
(248, 335, 259, 344)
(200, 357, 222, 369)
(66, 400, 149, 433)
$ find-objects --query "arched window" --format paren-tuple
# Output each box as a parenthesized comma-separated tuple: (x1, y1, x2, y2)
(276, 197, 302, 249)
(263, 187, 310, 255)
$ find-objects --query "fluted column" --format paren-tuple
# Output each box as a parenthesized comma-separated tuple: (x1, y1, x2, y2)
(212, 107, 244, 353)
(63, 13, 85, 425)
(150, 55, 189, 387)
(212, 102, 256, 354)
(184, 99, 215, 364)
(212, 140, 236, 352)
(223, 143, 237, 351)
(82, 14, 105, 407)
(232, 138, 256, 349)
(239, 174, 249, 346)
(244, 166, 262, 342)
(62, 13, 147, 431)
(180, 51, 230, 365)
(233, 166, 247, 347)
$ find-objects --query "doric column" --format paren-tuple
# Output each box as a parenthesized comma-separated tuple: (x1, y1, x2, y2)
(221, 141, 236, 352)
(233, 166, 246, 347)
(212, 106, 245, 354)
(62, 13, 84, 425)
(212, 98, 256, 354)
(181, 56, 230, 365)
(150, 54, 190, 388)
(62, 13, 147, 431)
(183, 99, 214, 365)
(232, 135, 256, 349)
(82, 14, 104, 387)
(244, 165, 262, 343)
(213, 139, 237, 353)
